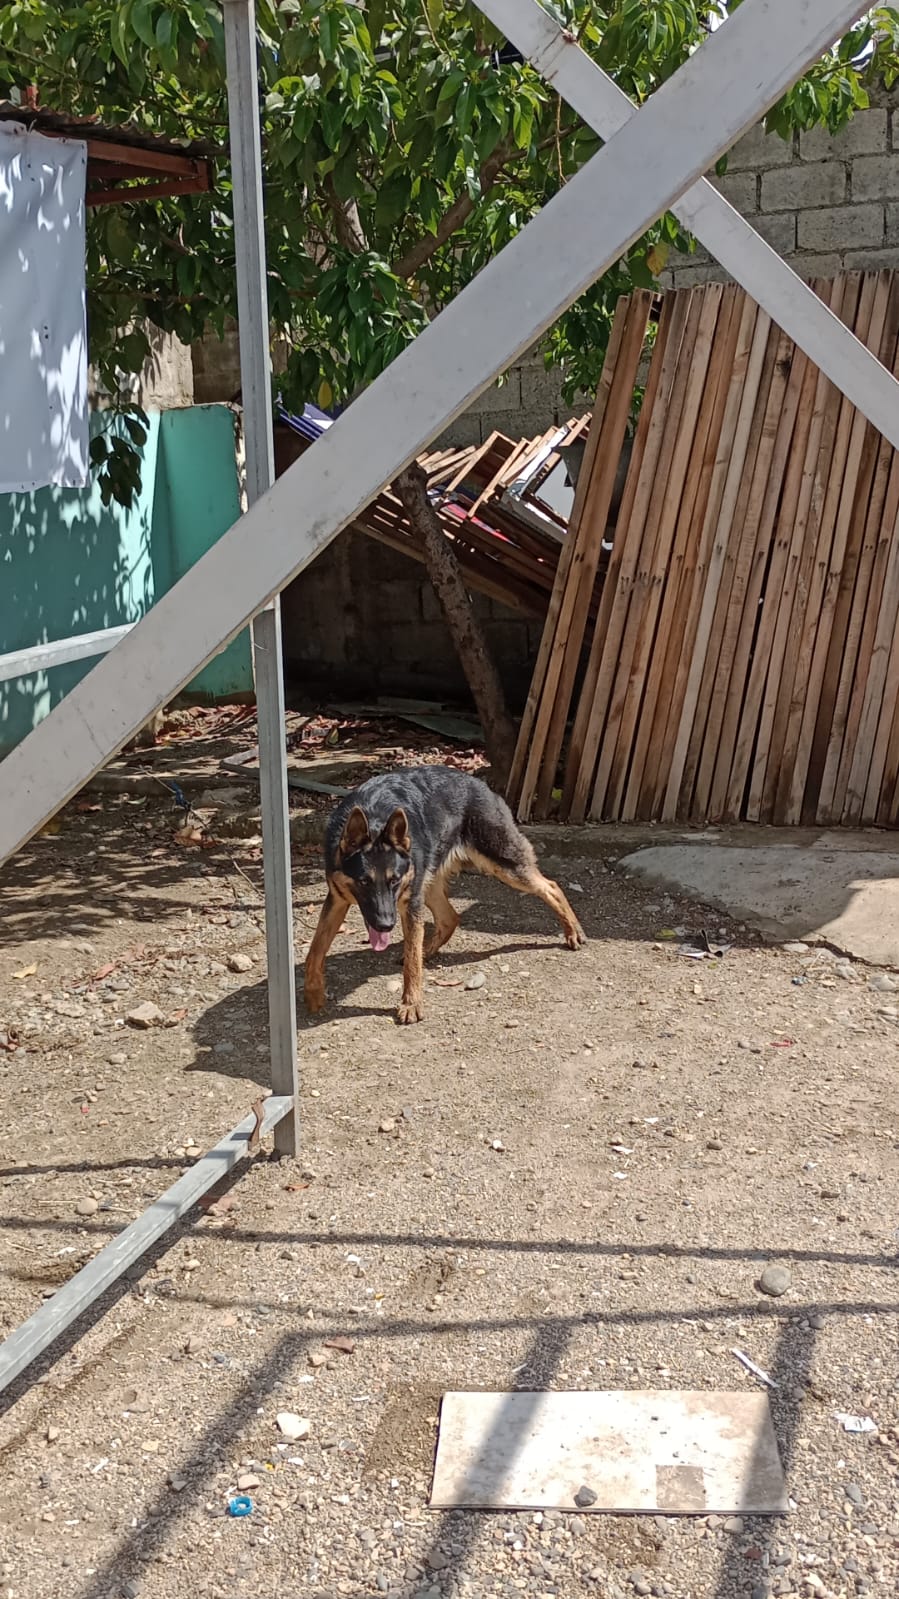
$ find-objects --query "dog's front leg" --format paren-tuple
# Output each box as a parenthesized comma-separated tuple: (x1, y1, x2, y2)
(304, 889, 349, 1014)
(397, 897, 425, 1024)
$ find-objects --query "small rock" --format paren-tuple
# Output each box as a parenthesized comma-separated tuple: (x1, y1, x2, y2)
(844, 1482, 864, 1508)
(378, 1118, 396, 1134)
(167, 1474, 188, 1493)
(45, 1424, 60, 1443)
(276, 1412, 310, 1441)
(238, 1473, 261, 1491)
(122, 1582, 142, 1599)
(227, 952, 254, 973)
(758, 1264, 792, 1298)
(125, 1001, 164, 1029)
(427, 1551, 451, 1571)
(75, 1197, 99, 1217)
(809, 1312, 825, 1330)
(628, 1576, 651, 1597)
(706, 1138, 723, 1151)
(724, 1516, 744, 1533)
(782, 941, 809, 955)
(323, 1336, 355, 1355)
(574, 1485, 598, 1508)
(107, 1051, 127, 1066)
(184, 1334, 203, 1354)
(465, 970, 486, 990)
(868, 972, 899, 992)
(308, 1351, 327, 1368)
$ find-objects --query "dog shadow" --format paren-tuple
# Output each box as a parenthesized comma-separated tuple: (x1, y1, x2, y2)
(188, 930, 580, 1084)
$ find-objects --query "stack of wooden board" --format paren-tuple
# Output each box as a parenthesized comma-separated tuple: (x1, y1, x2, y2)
(509, 269, 899, 828)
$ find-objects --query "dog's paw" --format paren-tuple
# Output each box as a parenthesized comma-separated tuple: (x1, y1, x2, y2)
(565, 922, 587, 950)
(304, 981, 326, 1014)
(396, 1000, 424, 1025)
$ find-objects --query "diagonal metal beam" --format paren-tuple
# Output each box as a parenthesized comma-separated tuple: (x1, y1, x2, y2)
(478, 0, 899, 453)
(0, 0, 865, 864)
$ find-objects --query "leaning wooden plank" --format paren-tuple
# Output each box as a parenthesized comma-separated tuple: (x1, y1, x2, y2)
(0, 0, 872, 863)
(744, 283, 832, 822)
(715, 324, 803, 821)
(760, 276, 856, 822)
(642, 286, 743, 819)
(565, 291, 690, 822)
(661, 294, 759, 820)
(671, 305, 771, 818)
(781, 271, 881, 825)
(600, 287, 724, 821)
(847, 447, 899, 821)
(0, 1095, 293, 1394)
(691, 317, 779, 821)
(508, 293, 648, 818)
(817, 272, 899, 821)
(0, 625, 135, 684)
(530, 293, 653, 819)
(487, 0, 899, 455)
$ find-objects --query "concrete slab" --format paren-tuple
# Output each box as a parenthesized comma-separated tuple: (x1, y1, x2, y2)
(619, 842, 899, 967)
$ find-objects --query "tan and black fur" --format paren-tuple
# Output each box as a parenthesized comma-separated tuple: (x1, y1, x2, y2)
(304, 766, 586, 1025)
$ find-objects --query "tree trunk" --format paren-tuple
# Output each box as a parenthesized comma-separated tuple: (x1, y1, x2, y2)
(395, 464, 517, 788)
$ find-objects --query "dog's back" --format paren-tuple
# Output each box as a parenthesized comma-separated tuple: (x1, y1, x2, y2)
(325, 766, 531, 879)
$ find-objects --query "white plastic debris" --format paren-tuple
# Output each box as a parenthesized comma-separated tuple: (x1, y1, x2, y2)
(731, 1347, 778, 1389)
(834, 1412, 877, 1434)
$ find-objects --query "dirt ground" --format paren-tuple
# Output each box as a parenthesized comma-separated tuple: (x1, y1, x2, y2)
(0, 784, 897, 1599)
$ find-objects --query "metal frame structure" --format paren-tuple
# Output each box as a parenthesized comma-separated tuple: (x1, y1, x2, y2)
(0, 0, 886, 1394)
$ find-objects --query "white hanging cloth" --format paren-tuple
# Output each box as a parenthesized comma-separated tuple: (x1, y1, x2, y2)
(0, 120, 89, 492)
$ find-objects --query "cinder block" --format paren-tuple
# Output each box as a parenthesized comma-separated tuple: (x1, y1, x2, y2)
(800, 110, 888, 161)
(797, 204, 884, 252)
(725, 124, 795, 171)
(851, 152, 899, 204)
(666, 262, 729, 288)
(750, 212, 798, 254)
(790, 252, 843, 280)
(710, 172, 758, 213)
(842, 246, 899, 272)
(886, 202, 899, 244)
(434, 414, 483, 450)
(518, 363, 568, 414)
(469, 369, 524, 416)
(762, 162, 847, 212)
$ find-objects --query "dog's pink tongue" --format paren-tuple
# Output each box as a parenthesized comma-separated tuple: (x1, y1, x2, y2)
(367, 926, 391, 953)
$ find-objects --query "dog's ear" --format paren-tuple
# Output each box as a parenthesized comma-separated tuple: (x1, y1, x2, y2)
(381, 807, 411, 853)
(340, 806, 370, 856)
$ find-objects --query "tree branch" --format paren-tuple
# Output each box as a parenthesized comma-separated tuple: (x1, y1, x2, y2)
(325, 172, 369, 254)
(393, 137, 515, 280)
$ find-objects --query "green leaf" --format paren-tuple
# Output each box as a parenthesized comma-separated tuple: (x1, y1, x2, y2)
(375, 170, 411, 229)
(119, 330, 150, 372)
(319, 7, 338, 62)
(130, 0, 158, 50)
(105, 212, 134, 265)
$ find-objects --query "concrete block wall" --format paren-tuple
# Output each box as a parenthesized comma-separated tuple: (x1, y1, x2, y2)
(659, 92, 899, 291)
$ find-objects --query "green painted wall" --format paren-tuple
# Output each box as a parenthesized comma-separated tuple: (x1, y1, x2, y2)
(0, 405, 252, 755)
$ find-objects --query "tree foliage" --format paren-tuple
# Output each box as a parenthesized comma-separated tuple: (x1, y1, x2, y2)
(1, 0, 898, 503)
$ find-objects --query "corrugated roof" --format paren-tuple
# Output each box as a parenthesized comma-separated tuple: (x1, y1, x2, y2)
(0, 103, 217, 204)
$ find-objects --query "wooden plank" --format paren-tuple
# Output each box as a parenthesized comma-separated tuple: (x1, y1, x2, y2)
(641, 286, 743, 819)
(564, 291, 690, 822)
(818, 272, 899, 821)
(743, 283, 831, 822)
(557, 305, 674, 819)
(670, 303, 771, 819)
(846, 433, 899, 822)
(0, 1095, 293, 1394)
(780, 271, 881, 825)
(489, 0, 899, 456)
(757, 276, 855, 821)
(0, 0, 874, 864)
(715, 324, 804, 821)
(531, 294, 653, 818)
(661, 293, 760, 820)
(507, 294, 650, 818)
(597, 286, 724, 820)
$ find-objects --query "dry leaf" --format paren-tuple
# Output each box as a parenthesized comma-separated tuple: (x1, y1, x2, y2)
(323, 1336, 355, 1355)
(428, 976, 463, 988)
(247, 1094, 267, 1156)
(91, 962, 117, 982)
(13, 963, 37, 980)
(166, 1007, 188, 1026)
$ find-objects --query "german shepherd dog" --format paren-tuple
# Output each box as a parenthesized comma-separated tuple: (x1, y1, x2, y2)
(304, 766, 586, 1025)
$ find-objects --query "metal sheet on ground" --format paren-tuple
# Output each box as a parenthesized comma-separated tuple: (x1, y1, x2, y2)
(430, 1391, 788, 1514)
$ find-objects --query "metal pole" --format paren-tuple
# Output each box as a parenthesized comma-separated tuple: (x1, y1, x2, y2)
(223, 0, 299, 1154)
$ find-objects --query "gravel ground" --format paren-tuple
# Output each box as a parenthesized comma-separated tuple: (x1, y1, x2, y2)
(0, 794, 897, 1599)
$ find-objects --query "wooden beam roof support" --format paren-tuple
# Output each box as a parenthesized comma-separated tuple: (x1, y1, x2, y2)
(0, 0, 868, 863)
